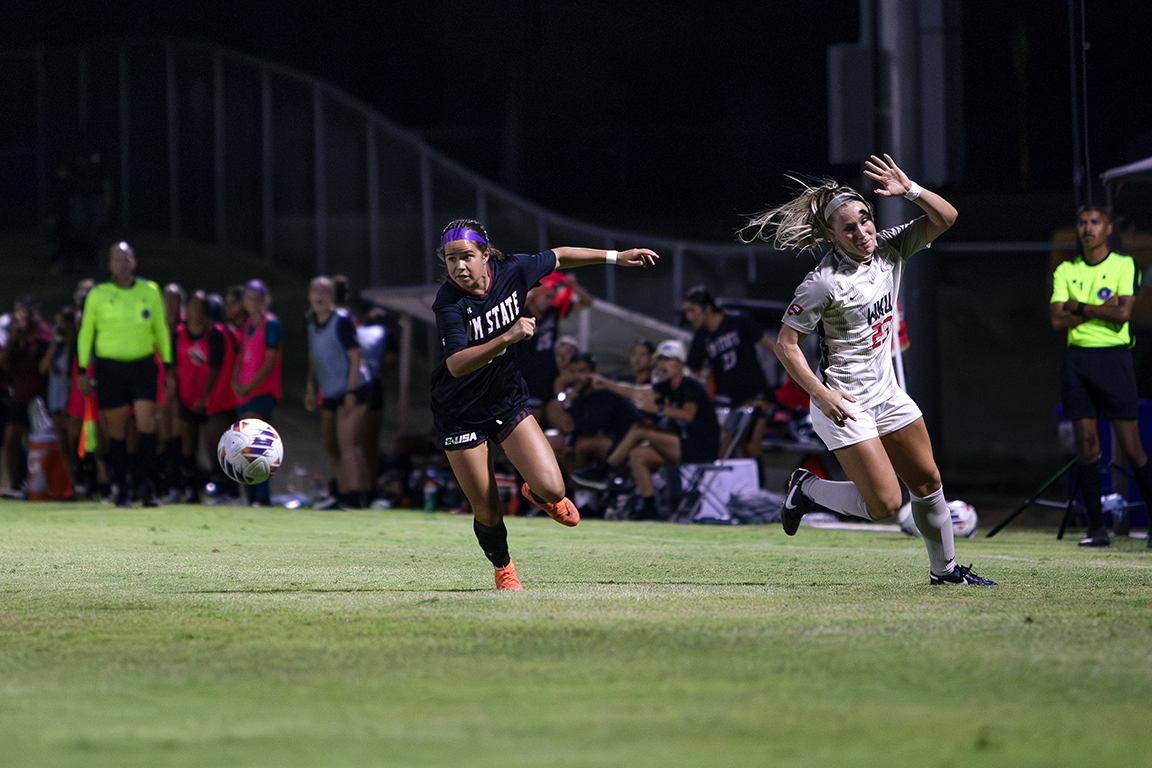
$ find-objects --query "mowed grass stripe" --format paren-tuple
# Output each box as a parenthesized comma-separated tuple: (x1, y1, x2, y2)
(1, 503, 1150, 768)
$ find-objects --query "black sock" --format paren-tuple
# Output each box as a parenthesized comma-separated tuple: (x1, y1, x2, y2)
(473, 519, 510, 568)
(108, 438, 128, 488)
(636, 495, 658, 520)
(1078, 459, 1104, 534)
(1133, 461, 1152, 512)
(136, 432, 159, 488)
(180, 454, 198, 488)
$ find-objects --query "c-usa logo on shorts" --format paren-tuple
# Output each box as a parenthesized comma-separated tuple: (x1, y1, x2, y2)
(444, 432, 477, 446)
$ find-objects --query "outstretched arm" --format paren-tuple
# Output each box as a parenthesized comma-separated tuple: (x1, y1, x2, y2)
(552, 247, 659, 269)
(864, 153, 957, 243)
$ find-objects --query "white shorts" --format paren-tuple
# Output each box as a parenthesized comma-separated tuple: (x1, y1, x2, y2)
(810, 387, 923, 451)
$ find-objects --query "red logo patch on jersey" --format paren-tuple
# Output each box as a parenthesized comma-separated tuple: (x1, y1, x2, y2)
(787, 303, 803, 316)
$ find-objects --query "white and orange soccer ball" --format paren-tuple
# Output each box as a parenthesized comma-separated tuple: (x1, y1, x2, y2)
(217, 418, 283, 485)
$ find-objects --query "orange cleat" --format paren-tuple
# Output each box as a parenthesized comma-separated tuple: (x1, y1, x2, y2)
(520, 483, 580, 527)
(494, 561, 523, 591)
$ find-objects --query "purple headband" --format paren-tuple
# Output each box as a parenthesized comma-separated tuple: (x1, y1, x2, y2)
(441, 227, 488, 248)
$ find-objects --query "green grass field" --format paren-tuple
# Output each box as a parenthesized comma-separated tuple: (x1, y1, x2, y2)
(1, 502, 1149, 768)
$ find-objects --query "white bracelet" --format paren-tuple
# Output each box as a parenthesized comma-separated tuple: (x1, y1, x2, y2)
(605, 249, 618, 264)
(903, 182, 922, 201)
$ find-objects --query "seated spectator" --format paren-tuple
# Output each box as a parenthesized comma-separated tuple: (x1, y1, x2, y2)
(572, 339, 719, 520)
(682, 285, 777, 457)
(622, 338, 655, 385)
(546, 352, 638, 484)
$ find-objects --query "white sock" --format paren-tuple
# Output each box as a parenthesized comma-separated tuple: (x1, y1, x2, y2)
(806, 477, 872, 520)
(911, 487, 956, 575)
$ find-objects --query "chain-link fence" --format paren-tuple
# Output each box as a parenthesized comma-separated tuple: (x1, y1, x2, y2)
(0, 39, 822, 326)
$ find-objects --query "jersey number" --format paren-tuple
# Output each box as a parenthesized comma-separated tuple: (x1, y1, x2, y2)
(870, 317, 893, 350)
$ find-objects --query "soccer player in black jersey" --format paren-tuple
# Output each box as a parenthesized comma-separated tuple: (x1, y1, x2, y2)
(430, 219, 658, 589)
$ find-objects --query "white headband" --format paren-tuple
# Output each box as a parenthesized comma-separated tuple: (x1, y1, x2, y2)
(822, 192, 862, 221)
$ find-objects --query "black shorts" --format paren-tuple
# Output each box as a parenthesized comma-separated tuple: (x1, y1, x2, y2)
(436, 403, 533, 451)
(1061, 345, 1139, 421)
(4, 395, 30, 428)
(93, 356, 159, 410)
(321, 384, 371, 412)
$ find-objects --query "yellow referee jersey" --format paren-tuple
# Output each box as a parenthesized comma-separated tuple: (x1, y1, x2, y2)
(77, 277, 172, 367)
(1051, 252, 1140, 348)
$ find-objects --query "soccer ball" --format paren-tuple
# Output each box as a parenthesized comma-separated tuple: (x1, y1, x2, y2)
(896, 502, 920, 537)
(217, 418, 283, 485)
(896, 499, 978, 539)
(947, 500, 978, 538)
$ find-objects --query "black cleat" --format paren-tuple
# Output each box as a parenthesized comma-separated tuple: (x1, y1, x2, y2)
(1078, 529, 1110, 548)
(781, 468, 815, 536)
(140, 482, 160, 508)
(930, 564, 997, 586)
(572, 461, 613, 491)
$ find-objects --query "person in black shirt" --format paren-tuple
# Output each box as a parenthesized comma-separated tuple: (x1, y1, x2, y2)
(546, 352, 638, 485)
(683, 285, 776, 457)
(572, 339, 719, 520)
(430, 219, 658, 589)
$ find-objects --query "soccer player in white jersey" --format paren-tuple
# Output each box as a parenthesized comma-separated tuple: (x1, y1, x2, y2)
(742, 154, 995, 586)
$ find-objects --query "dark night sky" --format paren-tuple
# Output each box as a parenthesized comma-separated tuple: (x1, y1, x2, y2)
(4, 1, 1150, 239)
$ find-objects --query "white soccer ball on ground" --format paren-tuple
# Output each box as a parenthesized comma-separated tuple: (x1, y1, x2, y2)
(217, 418, 284, 485)
(896, 499, 979, 539)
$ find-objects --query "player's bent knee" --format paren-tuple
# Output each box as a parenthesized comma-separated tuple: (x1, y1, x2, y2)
(869, 495, 904, 520)
(530, 482, 565, 505)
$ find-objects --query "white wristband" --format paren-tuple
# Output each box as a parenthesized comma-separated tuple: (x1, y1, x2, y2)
(605, 249, 618, 264)
(903, 182, 922, 201)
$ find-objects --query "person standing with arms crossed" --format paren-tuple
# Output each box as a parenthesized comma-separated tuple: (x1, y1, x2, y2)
(431, 219, 658, 589)
(745, 154, 995, 586)
(76, 242, 172, 507)
(1051, 204, 1152, 547)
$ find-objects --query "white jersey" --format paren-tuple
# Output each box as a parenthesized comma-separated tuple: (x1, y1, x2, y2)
(781, 218, 929, 410)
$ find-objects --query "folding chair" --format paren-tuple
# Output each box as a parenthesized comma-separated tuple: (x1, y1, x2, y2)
(671, 406, 759, 523)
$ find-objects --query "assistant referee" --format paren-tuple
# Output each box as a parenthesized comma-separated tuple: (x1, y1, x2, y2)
(77, 241, 173, 507)
(1051, 204, 1152, 548)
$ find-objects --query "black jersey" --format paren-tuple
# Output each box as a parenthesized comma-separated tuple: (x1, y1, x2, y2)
(431, 251, 556, 424)
(686, 312, 770, 405)
(654, 375, 720, 463)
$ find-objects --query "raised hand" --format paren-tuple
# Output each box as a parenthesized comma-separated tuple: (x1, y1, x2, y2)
(863, 153, 913, 198)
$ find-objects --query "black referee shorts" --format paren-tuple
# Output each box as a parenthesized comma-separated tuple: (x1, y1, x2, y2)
(93, 356, 159, 410)
(1061, 345, 1139, 421)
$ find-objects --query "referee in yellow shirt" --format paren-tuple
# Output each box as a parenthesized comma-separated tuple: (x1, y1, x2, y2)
(77, 242, 173, 507)
(1051, 204, 1152, 548)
